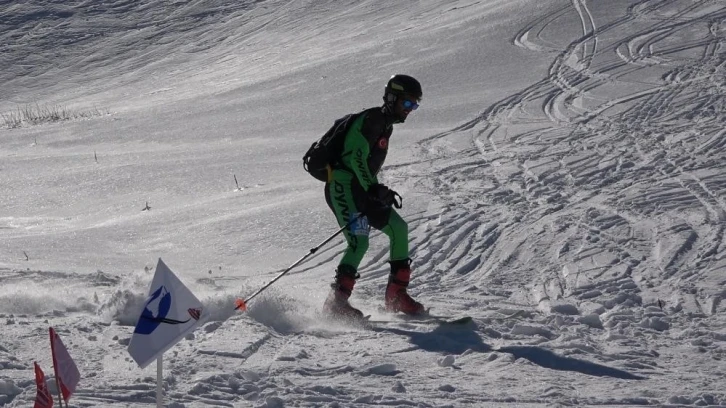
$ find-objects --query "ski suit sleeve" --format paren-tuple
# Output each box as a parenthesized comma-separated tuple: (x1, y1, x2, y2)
(341, 117, 378, 191)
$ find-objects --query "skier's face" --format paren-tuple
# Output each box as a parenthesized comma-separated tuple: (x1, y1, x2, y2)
(394, 94, 420, 122)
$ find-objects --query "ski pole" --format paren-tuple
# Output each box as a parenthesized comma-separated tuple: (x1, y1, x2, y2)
(234, 214, 361, 311)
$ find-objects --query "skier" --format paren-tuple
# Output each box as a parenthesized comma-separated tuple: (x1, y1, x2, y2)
(322, 74, 425, 321)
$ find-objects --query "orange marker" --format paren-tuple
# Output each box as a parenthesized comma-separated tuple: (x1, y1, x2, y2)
(234, 298, 247, 311)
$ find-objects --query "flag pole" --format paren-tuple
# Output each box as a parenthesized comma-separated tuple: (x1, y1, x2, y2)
(53, 375, 65, 408)
(49, 327, 68, 408)
(156, 355, 163, 408)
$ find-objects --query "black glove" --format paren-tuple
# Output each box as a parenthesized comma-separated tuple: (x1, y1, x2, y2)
(366, 183, 402, 210)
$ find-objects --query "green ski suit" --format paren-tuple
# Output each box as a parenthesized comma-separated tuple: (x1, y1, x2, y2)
(324, 107, 408, 274)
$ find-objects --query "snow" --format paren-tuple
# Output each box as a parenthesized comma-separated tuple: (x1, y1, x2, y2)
(1, 0, 726, 406)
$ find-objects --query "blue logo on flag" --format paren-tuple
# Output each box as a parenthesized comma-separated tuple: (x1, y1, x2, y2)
(134, 286, 171, 335)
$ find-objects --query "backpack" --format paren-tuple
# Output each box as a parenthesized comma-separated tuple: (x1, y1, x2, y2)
(303, 109, 367, 182)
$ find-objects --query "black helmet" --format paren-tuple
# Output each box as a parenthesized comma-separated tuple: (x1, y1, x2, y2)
(384, 74, 422, 105)
(383, 75, 422, 122)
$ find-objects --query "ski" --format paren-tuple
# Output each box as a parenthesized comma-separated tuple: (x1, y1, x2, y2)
(322, 314, 372, 329)
(367, 315, 473, 326)
(431, 316, 473, 325)
(321, 306, 473, 329)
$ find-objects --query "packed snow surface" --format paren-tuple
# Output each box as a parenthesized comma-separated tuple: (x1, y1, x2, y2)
(1, 0, 725, 406)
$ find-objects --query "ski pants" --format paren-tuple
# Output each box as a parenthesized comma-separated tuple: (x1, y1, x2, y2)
(324, 173, 408, 273)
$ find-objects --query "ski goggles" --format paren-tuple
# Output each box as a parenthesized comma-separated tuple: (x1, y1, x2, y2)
(402, 99, 419, 110)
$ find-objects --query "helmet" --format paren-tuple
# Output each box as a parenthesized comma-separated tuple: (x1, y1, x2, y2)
(383, 74, 422, 108)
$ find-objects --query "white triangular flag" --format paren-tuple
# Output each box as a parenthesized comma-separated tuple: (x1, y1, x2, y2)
(49, 328, 80, 402)
(127, 258, 203, 369)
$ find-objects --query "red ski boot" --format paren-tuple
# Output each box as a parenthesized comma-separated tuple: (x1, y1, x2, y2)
(385, 259, 425, 315)
(323, 267, 365, 322)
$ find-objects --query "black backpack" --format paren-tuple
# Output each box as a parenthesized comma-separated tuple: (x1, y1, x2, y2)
(303, 109, 368, 182)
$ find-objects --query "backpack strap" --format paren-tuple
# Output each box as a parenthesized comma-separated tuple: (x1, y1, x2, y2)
(329, 108, 377, 172)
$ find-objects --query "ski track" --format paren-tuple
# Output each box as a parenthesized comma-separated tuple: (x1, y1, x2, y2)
(3, 0, 726, 407)
(405, 0, 726, 404)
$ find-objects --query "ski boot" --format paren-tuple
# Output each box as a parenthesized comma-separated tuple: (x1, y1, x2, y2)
(323, 265, 365, 322)
(385, 259, 425, 315)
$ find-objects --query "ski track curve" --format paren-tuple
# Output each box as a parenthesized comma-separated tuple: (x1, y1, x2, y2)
(392, 1, 726, 404)
(4, 1, 726, 406)
(153, 3, 726, 403)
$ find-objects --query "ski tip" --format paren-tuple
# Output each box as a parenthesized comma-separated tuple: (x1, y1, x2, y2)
(446, 316, 474, 325)
(416, 314, 474, 325)
(234, 298, 247, 311)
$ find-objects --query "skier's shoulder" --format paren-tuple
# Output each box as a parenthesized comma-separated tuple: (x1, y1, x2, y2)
(359, 107, 389, 137)
(360, 106, 385, 124)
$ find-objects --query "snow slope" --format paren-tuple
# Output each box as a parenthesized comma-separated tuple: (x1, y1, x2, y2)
(1, 0, 725, 406)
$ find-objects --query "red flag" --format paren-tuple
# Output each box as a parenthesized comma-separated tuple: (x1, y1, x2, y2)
(33, 362, 54, 408)
(49, 327, 80, 402)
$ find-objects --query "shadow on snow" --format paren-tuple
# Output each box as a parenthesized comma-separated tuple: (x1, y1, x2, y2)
(378, 323, 644, 380)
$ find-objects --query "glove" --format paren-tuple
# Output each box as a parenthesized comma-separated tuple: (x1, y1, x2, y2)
(366, 183, 402, 210)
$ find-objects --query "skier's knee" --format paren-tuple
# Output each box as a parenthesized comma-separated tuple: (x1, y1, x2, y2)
(356, 238, 369, 256)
